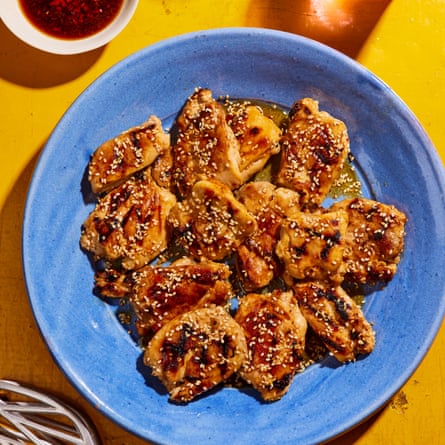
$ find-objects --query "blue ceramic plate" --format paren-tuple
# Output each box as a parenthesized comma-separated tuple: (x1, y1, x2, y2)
(23, 28, 445, 445)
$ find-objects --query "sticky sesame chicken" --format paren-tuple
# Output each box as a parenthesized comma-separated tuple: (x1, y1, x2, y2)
(80, 171, 177, 270)
(226, 103, 282, 182)
(276, 97, 350, 209)
(235, 290, 307, 401)
(294, 282, 375, 362)
(171, 88, 244, 195)
(145, 305, 248, 403)
(80, 90, 408, 404)
(93, 268, 134, 298)
(235, 181, 281, 290)
(168, 179, 257, 261)
(88, 115, 169, 195)
(236, 180, 277, 213)
(151, 143, 174, 190)
(235, 182, 302, 291)
(130, 258, 233, 336)
(330, 197, 407, 287)
(275, 209, 349, 284)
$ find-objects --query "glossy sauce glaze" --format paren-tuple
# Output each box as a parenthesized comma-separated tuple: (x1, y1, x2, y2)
(19, 0, 124, 39)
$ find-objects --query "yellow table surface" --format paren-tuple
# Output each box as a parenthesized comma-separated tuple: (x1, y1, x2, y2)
(1, 1, 444, 443)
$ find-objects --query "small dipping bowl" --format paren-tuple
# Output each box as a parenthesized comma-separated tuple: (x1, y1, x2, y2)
(0, 0, 139, 55)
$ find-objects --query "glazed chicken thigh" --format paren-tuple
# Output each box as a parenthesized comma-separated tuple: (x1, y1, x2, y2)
(235, 290, 307, 401)
(145, 305, 248, 403)
(276, 98, 350, 209)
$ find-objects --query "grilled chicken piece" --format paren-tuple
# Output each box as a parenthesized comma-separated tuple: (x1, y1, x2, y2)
(236, 180, 303, 220)
(276, 98, 350, 209)
(88, 115, 169, 195)
(275, 209, 349, 284)
(130, 258, 233, 336)
(172, 88, 243, 195)
(236, 180, 277, 213)
(272, 186, 306, 219)
(235, 290, 307, 401)
(93, 268, 134, 298)
(294, 282, 375, 362)
(80, 171, 177, 270)
(235, 182, 302, 290)
(330, 197, 407, 287)
(168, 179, 257, 261)
(145, 305, 248, 403)
(151, 144, 173, 190)
(235, 182, 280, 290)
(226, 103, 282, 182)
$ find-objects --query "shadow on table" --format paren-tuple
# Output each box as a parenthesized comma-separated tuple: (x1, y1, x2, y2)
(0, 20, 104, 88)
(245, 0, 392, 58)
(0, 149, 40, 262)
(0, 148, 44, 379)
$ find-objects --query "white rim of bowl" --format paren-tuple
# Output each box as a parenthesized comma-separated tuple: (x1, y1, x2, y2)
(0, 0, 139, 55)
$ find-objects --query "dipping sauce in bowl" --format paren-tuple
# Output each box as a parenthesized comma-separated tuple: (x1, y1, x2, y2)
(19, 0, 124, 40)
(0, 0, 138, 54)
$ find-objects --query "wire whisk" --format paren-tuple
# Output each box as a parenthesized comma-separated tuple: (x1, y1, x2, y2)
(0, 380, 100, 445)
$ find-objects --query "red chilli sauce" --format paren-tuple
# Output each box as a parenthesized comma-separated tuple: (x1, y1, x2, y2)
(19, 0, 124, 40)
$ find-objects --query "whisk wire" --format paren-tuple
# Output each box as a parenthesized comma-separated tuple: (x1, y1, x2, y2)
(0, 380, 99, 445)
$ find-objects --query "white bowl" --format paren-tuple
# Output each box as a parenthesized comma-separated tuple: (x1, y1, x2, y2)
(0, 0, 139, 55)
